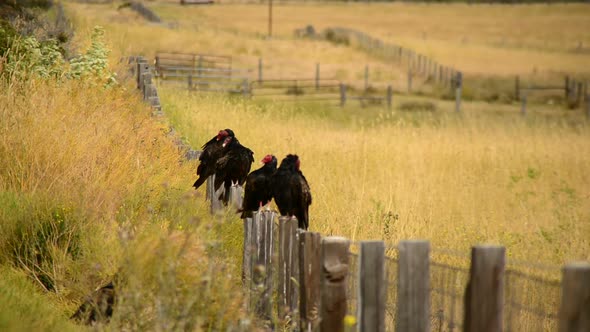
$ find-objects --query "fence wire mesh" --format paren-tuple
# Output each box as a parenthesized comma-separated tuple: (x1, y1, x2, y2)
(385, 246, 399, 332)
(504, 261, 561, 332)
(430, 248, 470, 332)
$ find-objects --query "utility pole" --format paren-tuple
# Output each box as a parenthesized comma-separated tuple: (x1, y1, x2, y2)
(268, 0, 273, 38)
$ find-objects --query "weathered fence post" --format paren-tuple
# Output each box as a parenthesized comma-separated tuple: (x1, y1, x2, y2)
(320, 236, 350, 332)
(558, 262, 590, 332)
(316, 63, 320, 91)
(141, 72, 152, 100)
(386, 85, 393, 110)
(206, 175, 223, 214)
(396, 240, 430, 332)
(586, 89, 590, 118)
(358, 241, 386, 332)
(229, 185, 243, 211)
(300, 231, 322, 331)
(464, 245, 506, 332)
(455, 72, 463, 113)
(137, 60, 149, 90)
(188, 74, 192, 90)
(258, 58, 263, 83)
(251, 211, 275, 322)
(340, 83, 347, 107)
(278, 216, 299, 325)
(408, 69, 413, 93)
(243, 217, 253, 287)
(515, 75, 520, 101)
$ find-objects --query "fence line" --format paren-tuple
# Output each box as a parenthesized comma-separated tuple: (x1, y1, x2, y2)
(238, 210, 588, 332)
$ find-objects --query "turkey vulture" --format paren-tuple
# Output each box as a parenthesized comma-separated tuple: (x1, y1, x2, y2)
(272, 154, 312, 230)
(192, 129, 234, 189)
(214, 135, 254, 205)
(239, 154, 278, 218)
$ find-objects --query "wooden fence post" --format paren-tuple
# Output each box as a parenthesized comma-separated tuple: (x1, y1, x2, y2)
(242, 217, 253, 287)
(396, 240, 430, 332)
(141, 72, 152, 100)
(320, 236, 350, 332)
(137, 60, 148, 90)
(340, 83, 347, 107)
(316, 63, 320, 91)
(586, 89, 590, 118)
(455, 72, 463, 113)
(188, 74, 192, 90)
(386, 85, 393, 110)
(558, 262, 590, 332)
(358, 241, 386, 332)
(300, 231, 322, 331)
(230, 185, 243, 211)
(408, 69, 413, 93)
(251, 211, 275, 322)
(464, 245, 506, 332)
(207, 175, 223, 214)
(278, 216, 299, 324)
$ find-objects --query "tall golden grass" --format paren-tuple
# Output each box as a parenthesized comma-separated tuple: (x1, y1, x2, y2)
(161, 88, 590, 264)
(67, 1, 590, 104)
(65, 0, 590, 263)
(0, 77, 248, 329)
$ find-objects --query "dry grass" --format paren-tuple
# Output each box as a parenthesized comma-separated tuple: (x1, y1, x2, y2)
(150, 2, 590, 76)
(0, 76, 249, 329)
(63, 0, 590, 264)
(2, 2, 587, 330)
(161, 88, 590, 265)
(66, 1, 590, 103)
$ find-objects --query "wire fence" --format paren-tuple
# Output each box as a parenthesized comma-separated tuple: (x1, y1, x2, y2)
(504, 262, 561, 332)
(430, 248, 470, 332)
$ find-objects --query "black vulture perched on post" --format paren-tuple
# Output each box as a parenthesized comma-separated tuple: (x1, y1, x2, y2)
(213, 135, 254, 205)
(192, 129, 234, 189)
(272, 154, 312, 230)
(239, 154, 278, 218)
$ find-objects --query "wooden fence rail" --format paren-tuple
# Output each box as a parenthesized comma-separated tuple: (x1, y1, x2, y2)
(240, 211, 588, 332)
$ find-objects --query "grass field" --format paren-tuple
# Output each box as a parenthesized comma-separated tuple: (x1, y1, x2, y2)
(151, 2, 590, 76)
(69, 0, 590, 103)
(1, 1, 589, 330)
(65, 0, 590, 264)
